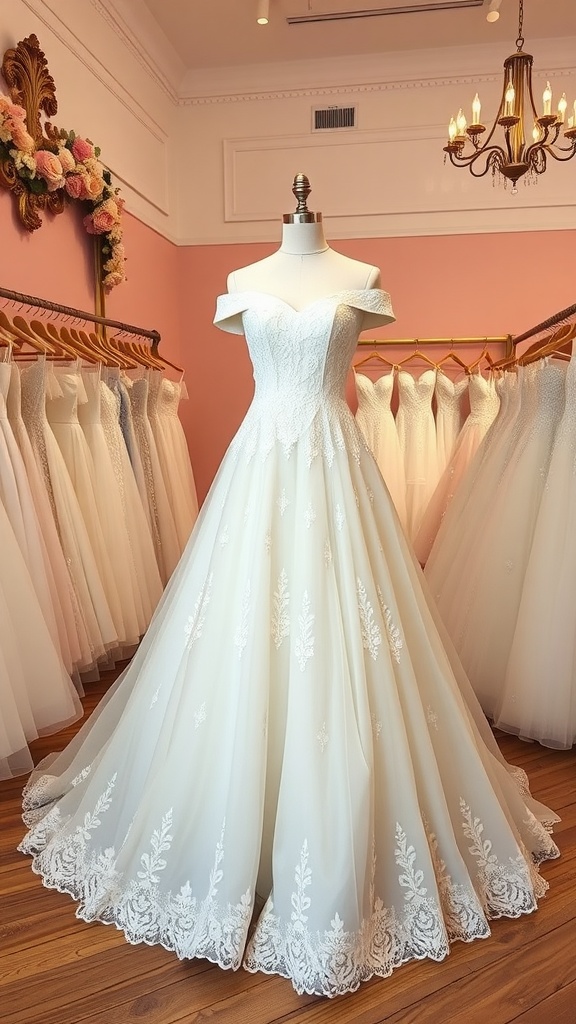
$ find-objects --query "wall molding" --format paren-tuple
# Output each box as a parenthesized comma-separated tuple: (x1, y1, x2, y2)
(90, 0, 182, 104)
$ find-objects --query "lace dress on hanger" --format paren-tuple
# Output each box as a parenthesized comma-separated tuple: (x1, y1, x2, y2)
(7, 362, 89, 676)
(99, 376, 163, 629)
(127, 372, 181, 583)
(20, 290, 558, 998)
(0, 360, 65, 664)
(494, 356, 576, 748)
(425, 371, 521, 616)
(20, 357, 118, 669)
(149, 373, 199, 551)
(354, 370, 407, 529)
(415, 374, 500, 565)
(444, 361, 566, 718)
(0, 493, 82, 780)
(395, 368, 439, 540)
(435, 372, 467, 476)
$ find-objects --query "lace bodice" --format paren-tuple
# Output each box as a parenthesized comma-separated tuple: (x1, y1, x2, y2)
(45, 366, 87, 425)
(435, 374, 467, 424)
(214, 289, 394, 459)
(355, 371, 395, 416)
(396, 369, 436, 421)
(467, 375, 500, 426)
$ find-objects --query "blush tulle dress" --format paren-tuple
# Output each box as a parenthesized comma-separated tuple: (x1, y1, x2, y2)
(20, 289, 559, 998)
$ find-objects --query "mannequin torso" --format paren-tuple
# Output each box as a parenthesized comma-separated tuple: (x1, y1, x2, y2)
(227, 221, 381, 312)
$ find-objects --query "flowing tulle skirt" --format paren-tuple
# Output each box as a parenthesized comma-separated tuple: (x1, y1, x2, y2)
(20, 407, 558, 997)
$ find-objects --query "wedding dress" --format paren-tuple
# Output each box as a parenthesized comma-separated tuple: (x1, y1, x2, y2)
(148, 372, 199, 551)
(7, 362, 90, 675)
(20, 358, 118, 668)
(20, 290, 558, 998)
(425, 371, 521, 612)
(354, 370, 407, 529)
(415, 375, 500, 565)
(435, 373, 467, 475)
(439, 361, 565, 718)
(494, 356, 576, 748)
(396, 369, 438, 540)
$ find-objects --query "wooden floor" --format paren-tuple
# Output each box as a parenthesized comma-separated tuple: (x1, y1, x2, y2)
(1, 671, 576, 1024)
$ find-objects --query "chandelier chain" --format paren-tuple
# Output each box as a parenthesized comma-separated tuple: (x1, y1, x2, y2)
(516, 0, 525, 50)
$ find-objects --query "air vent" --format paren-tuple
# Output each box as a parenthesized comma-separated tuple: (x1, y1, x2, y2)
(313, 105, 357, 131)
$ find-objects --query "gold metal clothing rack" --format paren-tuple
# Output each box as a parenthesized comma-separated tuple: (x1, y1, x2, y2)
(359, 335, 513, 356)
(0, 285, 161, 352)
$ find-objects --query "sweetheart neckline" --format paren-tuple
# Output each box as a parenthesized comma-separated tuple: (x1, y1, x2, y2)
(218, 288, 387, 316)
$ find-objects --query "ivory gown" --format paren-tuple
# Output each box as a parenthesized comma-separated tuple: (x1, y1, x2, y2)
(21, 290, 558, 998)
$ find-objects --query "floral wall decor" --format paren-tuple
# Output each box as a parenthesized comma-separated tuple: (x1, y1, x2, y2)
(0, 34, 125, 292)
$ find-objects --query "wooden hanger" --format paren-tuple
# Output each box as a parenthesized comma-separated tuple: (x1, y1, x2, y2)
(353, 349, 397, 371)
(22, 318, 78, 360)
(0, 309, 56, 354)
(436, 350, 469, 373)
(397, 349, 438, 369)
(520, 322, 576, 366)
(465, 345, 495, 375)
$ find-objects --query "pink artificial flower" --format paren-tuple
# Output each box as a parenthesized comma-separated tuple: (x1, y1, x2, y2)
(9, 120, 35, 154)
(84, 171, 105, 200)
(87, 206, 117, 234)
(65, 172, 89, 200)
(4, 101, 27, 121)
(35, 150, 65, 191)
(58, 146, 76, 173)
(71, 137, 94, 163)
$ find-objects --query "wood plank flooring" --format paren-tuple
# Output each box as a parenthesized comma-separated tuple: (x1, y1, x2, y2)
(1, 670, 575, 1024)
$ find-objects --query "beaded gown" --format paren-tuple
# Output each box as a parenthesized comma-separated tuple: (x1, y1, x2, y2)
(20, 290, 558, 998)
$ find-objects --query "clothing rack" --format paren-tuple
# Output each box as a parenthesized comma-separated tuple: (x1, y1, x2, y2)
(512, 302, 576, 348)
(359, 335, 513, 356)
(0, 285, 161, 351)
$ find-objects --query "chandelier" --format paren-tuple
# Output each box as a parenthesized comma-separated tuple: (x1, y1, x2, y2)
(443, 0, 576, 192)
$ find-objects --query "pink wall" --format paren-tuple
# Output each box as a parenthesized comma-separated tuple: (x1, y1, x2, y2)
(1, 183, 574, 505)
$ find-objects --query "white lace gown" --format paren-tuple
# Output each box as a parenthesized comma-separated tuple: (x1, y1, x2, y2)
(494, 357, 576, 748)
(425, 372, 521, 612)
(415, 375, 500, 565)
(435, 373, 467, 476)
(395, 369, 439, 541)
(354, 370, 407, 529)
(148, 372, 199, 552)
(438, 361, 566, 719)
(20, 290, 558, 998)
(0, 494, 82, 780)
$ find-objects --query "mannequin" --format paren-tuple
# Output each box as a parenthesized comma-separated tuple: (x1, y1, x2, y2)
(227, 173, 382, 318)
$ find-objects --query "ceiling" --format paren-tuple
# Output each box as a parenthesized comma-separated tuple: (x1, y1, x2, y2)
(141, 0, 576, 71)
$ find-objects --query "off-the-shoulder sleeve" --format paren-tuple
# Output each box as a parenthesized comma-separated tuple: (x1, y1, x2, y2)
(344, 289, 395, 331)
(213, 293, 251, 336)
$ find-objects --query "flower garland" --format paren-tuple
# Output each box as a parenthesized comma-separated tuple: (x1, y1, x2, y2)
(0, 93, 125, 290)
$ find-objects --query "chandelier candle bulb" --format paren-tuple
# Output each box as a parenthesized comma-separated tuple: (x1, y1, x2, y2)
(472, 93, 482, 124)
(557, 93, 567, 122)
(448, 118, 458, 142)
(456, 108, 467, 135)
(543, 82, 552, 116)
(504, 80, 516, 117)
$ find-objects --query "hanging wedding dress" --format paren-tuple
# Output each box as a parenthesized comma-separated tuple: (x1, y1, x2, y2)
(20, 357, 118, 668)
(435, 372, 467, 475)
(7, 361, 90, 675)
(396, 368, 438, 540)
(20, 291, 558, 999)
(425, 371, 521, 610)
(415, 374, 500, 565)
(354, 370, 407, 529)
(494, 356, 576, 748)
(46, 363, 128, 648)
(148, 371, 199, 552)
(436, 361, 565, 718)
(127, 373, 181, 583)
(99, 376, 163, 629)
(0, 494, 82, 780)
